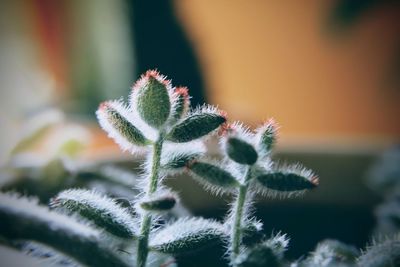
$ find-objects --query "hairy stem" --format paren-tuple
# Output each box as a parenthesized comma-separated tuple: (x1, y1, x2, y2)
(137, 136, 163, 267)
(230, 167, 252, 264)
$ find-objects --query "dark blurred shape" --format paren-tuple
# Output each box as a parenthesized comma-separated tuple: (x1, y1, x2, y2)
(387, 44, 400, 90)
(329, 0, 397, 30)
(366, 145, 400, 236)
(127, 0, 206, 106)
(367, 145, 400, 193)
(329, 0, 400, 91)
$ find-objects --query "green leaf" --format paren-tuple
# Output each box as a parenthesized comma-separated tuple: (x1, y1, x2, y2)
(171, 86, 190, 122)
(166, 106, 226, 143)
(241, 220, 264, 246)
(226, 137, 258, 165)
(139, 191, 177, 212)
(234, 242, 282, 267)
(149, 217, 226, 254)
(264, 232, 290, 259)
(256, 165, 318, 193)
(235, 233, 289, 267)
(161, 151, 202, 170)
(97, 100, 150, 150)
(160, 142, 205, 173)
(134, 72, 171, 128)
(50, 189, 136, 238)
(187, 161, 239, 192)
(0, 193, 129, 267)
(255, 119, 278, 156)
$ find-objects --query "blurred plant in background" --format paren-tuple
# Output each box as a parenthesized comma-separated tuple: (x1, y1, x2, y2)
(366, 146, 400, 237)
(0, 107, 136, 203)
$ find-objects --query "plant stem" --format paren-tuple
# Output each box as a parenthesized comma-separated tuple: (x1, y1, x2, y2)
(230, 167, 252, 264)
(137, 214, 151, 267)
(137, 136, 163, 267)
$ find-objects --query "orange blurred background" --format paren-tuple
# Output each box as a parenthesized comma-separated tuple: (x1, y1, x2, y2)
(177, 1, 400, 146)
(1, 0, 399, 158)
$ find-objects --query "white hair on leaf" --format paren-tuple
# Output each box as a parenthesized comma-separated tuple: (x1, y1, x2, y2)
(219, 121, 258, 164)
(254, 118, 279, 152)
(253, 162, 318, 199)
(129, 70, 176, 130)
(96, 99, 155, 154)
(149, 217, 227, 254)
(0, 192, 100, 239)
(160, 140, 206, 175)
(51, 189, 137, 238)
(187, 157, 239, 196)
(168, 86, 191, 126)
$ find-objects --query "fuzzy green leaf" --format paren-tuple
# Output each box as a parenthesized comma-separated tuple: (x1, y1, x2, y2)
(140, 193, 177, 212)
(166, 111, 226, 143)
(0, 193, 129, 267)
(235, 233, 289, 267)
(241, 220, 264, 246)
(50, 189, 136, 238)
(226, 137, 258, 165)
(255, 119, 278, 156)
(256, 169, 318, 192)
(136, 77, 171, 128)
(171, 87, 190, 122)
(188, 161, 239, 190)
(97, 101, 150, 148)
(264, 232, 290, 259)
(161, 151, 201, 170)
(149, 217, 226, 254)
(234, 243, 282, 267)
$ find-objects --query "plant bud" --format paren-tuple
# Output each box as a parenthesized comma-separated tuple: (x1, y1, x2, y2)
(131, 70, 172, 129)
(255, 119, 278, 156)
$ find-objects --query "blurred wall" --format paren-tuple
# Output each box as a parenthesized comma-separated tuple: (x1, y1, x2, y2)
(176, 0, 400, 148)
(1, 0, 399, 157)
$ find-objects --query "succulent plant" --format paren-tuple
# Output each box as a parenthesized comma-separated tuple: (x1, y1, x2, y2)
(1, 70, 397, 267)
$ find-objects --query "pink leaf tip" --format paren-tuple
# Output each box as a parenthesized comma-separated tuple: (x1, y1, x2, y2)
(132, 69, 171, 91)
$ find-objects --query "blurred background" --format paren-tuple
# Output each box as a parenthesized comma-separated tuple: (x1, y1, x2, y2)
(1, 0, 400, 262)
